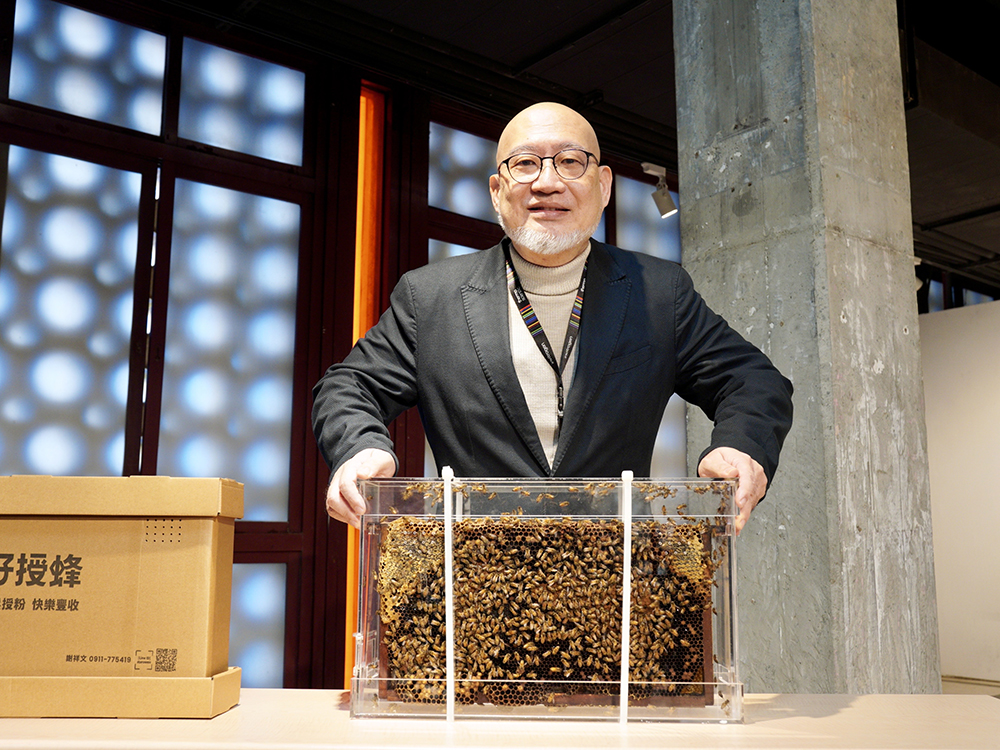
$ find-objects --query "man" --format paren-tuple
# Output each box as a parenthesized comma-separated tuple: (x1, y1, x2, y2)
(313, 102, 793, 533)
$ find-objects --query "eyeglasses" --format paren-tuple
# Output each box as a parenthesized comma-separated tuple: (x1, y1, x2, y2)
(499, 149, 599, 184)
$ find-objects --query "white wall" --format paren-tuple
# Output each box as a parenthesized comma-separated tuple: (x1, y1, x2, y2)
(920, 300, 1000, 683)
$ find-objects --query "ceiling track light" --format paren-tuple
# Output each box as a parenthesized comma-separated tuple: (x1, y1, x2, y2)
(641, 162, 678, 219)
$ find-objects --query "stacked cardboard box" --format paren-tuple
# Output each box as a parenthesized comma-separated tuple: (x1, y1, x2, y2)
(0, 475, 243, 718)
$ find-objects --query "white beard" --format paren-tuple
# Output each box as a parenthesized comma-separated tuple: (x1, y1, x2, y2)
(498, 214, 599, 259)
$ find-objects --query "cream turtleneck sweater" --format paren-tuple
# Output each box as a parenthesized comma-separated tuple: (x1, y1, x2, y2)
(507, 244, 590, 467)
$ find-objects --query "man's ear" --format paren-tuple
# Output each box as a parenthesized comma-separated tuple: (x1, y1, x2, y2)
(599, 165, 613, 208)
(489, 173, 502, 213)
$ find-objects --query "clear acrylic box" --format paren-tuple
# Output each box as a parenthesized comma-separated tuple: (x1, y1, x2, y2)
(351, 473, 742, 722)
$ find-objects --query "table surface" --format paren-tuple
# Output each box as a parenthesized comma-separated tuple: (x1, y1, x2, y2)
(1, 689, 998, 749)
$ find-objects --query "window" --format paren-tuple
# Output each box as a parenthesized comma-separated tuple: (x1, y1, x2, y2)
(917, 264, 997, 314)
(230, 562, 286, 688)
(428, 123, 496, 223)
(178, 38, 305, 165)
(159, 180, 300, 522)
(2, 0, 355, 689)
(11, 0, 166, 133)
(0, 145, 143, 475)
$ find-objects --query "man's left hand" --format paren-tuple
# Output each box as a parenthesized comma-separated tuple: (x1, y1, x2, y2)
(698, 447, 767, 535)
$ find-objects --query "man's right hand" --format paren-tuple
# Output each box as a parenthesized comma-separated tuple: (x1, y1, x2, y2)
(326, 448, 396, 528)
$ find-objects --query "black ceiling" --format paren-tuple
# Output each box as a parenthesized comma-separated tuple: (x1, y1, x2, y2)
(329, 0, 678, 128)
(170, 0, 1000, 297)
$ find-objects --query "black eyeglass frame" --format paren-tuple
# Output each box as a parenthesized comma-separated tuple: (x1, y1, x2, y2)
(498, 149, 600, 183)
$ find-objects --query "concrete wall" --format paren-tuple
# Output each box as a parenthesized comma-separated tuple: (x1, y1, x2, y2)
(674, 0, 940, 693)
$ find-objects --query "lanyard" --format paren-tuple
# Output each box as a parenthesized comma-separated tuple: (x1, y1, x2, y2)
(503, 245, 587, 430)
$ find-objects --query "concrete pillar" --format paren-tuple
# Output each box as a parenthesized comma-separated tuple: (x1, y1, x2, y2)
(674, 0, 940, 693)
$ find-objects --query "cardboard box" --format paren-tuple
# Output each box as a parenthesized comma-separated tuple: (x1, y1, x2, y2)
(0, 476, 244, 718)
(0, 666, 242, 719)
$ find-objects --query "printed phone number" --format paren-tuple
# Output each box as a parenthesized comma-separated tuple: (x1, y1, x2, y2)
(66, 654, 132, 664)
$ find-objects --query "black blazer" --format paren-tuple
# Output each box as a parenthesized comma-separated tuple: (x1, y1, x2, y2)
(312, 241, 793, 482)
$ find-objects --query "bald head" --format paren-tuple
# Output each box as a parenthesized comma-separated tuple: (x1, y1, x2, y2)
(496, 102, 602, 164)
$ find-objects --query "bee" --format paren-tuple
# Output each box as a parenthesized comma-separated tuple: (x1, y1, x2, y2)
(559, 501, 570, 508)
(676, 503, 687, 513)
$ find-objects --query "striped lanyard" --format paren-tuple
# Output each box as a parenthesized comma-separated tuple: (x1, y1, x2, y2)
(504, 245, 587, 430)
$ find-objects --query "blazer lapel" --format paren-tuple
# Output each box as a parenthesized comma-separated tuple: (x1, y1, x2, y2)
(553, 242, 630, 473)
(461, 243, 550, 473)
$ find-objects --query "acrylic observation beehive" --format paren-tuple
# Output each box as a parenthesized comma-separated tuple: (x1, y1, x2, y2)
(351, 473, 742, 722)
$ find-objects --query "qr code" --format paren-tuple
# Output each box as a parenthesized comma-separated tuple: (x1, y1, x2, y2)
(155, 648, 178, 673)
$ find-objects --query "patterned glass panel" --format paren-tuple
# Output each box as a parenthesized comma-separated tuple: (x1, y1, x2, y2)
(230, 563, 286, 688)
(11, 0, 166, 135)
(178, 38, 305, 165)
(428, 238, 480, 265)
(615, 175, 681, 262)
(0, 145, 141, 475)
(428, 123, 497, 223)
(160, 180, 299, 521)
(649, 393, 687, 478)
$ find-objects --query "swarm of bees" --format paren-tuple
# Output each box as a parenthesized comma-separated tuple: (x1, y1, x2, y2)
(373, 481, 730, 708)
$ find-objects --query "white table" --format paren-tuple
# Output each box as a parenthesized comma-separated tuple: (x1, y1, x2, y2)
(1, 689, 998, 749)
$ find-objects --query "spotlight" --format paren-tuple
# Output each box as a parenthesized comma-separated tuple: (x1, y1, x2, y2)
(641, 162, 678, 219)
(651, 181, 677, 219)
